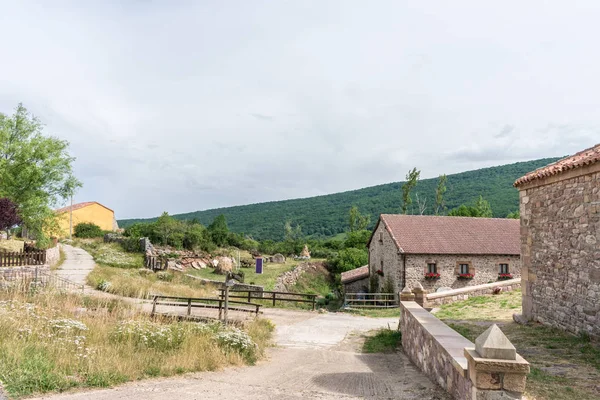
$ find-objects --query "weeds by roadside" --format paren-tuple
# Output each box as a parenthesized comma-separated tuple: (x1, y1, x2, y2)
(362, 329, 401, 353)
(0, 289, 273, 399)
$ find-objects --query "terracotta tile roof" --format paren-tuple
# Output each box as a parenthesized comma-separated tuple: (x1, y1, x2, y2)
(341, 265, 369, 283)
(379, 214, 520, 255)
(55, 201, 113, 214)
(515, 143, 600, 187)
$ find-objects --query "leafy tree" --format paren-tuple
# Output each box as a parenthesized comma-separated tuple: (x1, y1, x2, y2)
(448, 195, 494, 218)
(284, 220, 302, 242)
(208, 214, 229, 246)
(0, 197, 21, 238)
(474, 195, 493, 218)
(154, 212, 179, 245)
(0, 104, 81, 242)
(344, 230, 371, 249)
(348, 206, 370, 232)
(74, 222, 103, 238)
(506, 210, 520, 219)
(329, 248, 368, 273)
(401, 167, 420, 214)
(435, 174, 447, 215)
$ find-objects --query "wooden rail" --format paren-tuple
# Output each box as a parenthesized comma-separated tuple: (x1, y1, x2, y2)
(0, 251, 46, 267)
(150, 295, 262, 320)
(344, 293, 398, 309)
(219, 289, 317, 310)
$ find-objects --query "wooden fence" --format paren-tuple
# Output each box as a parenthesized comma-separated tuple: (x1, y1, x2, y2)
(344, 293, 398, 309)
(151, 295, 262, 320)
(0, 251, 46, 267)
(219, 289, 317, 310)
(145, 255, 168, 271)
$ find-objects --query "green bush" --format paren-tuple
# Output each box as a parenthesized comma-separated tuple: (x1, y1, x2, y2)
(74, 223, 103, 238)
(328, 248, 368, 273)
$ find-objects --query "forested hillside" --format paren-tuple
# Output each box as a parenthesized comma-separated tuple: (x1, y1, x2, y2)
(119, 157, 559, 240)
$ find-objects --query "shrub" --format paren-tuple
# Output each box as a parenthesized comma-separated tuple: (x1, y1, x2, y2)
(74, 223, 103, 238)
(328, 248, 368, 273)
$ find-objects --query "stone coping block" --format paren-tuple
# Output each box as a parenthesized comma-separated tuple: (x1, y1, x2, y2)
(475, 325, 517, 360)
(426, 278, 521, 300)
(464, 349, 530, 374)
(401, 301, 473, 374)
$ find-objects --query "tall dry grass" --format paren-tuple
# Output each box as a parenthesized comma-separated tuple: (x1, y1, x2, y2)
(87, 265, 218, 299)
(0, 288, 273, 398)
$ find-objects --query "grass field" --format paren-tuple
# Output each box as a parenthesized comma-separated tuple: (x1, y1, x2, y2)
(187, 259, 325, 291)
(362, 329, 402, 353)
(435, 291, 600, 400)
(0, 289, 273, 398)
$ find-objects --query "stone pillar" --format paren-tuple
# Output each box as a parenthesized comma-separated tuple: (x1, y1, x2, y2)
(412, 283, 428, 308)
(400, 286, 415, 301)
(465, 324, 530, 400)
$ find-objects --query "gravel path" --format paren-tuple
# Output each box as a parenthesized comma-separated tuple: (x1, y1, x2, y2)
(54, 244, 95, 285)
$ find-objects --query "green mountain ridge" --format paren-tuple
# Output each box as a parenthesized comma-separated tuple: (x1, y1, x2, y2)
(119, 157, 560, 240)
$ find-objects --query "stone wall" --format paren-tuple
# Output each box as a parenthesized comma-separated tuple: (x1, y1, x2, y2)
(343, 277, 370, 293)
(425, 278, 521, 308)
(273, 262, 325, 292)
(0, 265, 50, 287)
(401, 301, 530, 399)
(369, 222, 404, 291)
(45, 244, 60, 267)
(185, 274, 264, 293)
(405, 254, 520, 291)
(519, 163, 600, 339)
(400, 301, 473, 399)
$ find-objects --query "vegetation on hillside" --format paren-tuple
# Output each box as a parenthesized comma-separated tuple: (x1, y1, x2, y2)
(118, 158, 560, 240)
(0, 290, 273, 398)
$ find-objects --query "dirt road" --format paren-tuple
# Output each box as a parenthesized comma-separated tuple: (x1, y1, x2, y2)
(34, 309, 448, 400)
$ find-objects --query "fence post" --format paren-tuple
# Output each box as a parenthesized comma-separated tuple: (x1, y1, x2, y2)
(248, 291, 251, 302)
(272, 292, 276, 307)
(312, 295, 316, 311)
(218, 300, 223, 320)
(187, 298, 192, 316)
(35, 267, 38, 285)
(151, 296, 157, 316)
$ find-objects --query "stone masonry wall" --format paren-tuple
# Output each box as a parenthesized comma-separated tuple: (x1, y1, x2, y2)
(425, 278, 521, 308)
(520, 165, 600, 339)
(405, 254, 521, 292)
(369, 221, 403, 292)
(45, 244, 60, 267)
(400, 301, 472, 399)
(343, 277, 370, 293)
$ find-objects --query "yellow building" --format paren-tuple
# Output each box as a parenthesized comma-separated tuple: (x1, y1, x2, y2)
(54, 202, 117, 238)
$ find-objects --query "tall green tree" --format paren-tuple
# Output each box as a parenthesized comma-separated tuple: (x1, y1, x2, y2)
(474, 195, 493, 217)
(208, 214, 229, 246)
(435, 174, 447, 215)
(401, 167, 421, 214)
(348, 206, 370, 232)
(0, 104, 80, 242)
(154, 212, 179, 245)
(448, 195, 494, 218)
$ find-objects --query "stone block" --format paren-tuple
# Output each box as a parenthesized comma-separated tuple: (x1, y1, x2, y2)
(503, 373, 527, 392)
(474, 372, 502, 390)
(472, 388, 523, 399)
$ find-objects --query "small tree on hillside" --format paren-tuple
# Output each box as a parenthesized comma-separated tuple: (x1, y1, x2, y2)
(474, 195, 493, 218)
(0, 198, 21, 238)
(208, 214, 229, 247)
(401, 167, 420, 214)
(348, 206, 370, 232)
(435, 174, 447, 215)
(154, 212, 179, 245)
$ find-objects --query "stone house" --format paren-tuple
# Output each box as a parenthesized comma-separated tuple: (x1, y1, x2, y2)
(340, 265, 370, 293)
(367, 215, 521, 292)
(515, 143, 600, 339)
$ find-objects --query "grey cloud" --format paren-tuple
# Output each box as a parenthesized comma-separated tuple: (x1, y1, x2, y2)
(1, 1, 600, 218)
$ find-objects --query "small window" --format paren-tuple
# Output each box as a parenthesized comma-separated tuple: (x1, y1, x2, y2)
(379, 232, 383, 242)
(459, 263, 469, 274)
(427, 263, 437, 274)
(499, 264, 509, 274)
(380, 260, 383, 269)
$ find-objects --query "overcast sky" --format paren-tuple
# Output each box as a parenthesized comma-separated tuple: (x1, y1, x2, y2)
(1, 1, 598, 219)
